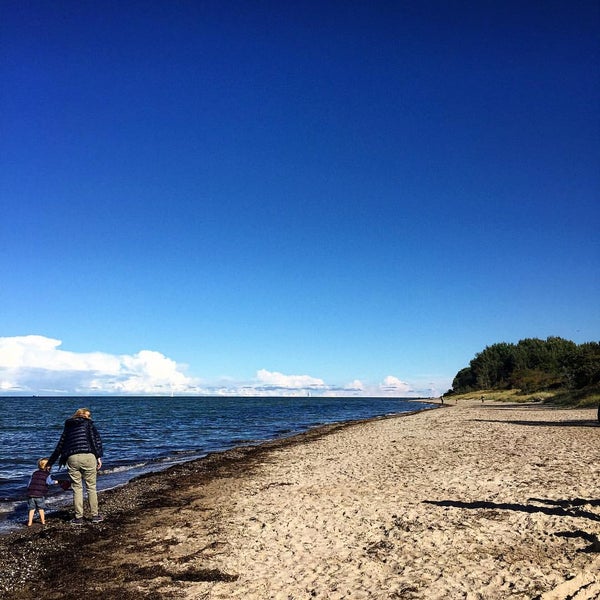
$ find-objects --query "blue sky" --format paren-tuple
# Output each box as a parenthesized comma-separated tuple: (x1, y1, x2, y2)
(1, 1, 598, 397)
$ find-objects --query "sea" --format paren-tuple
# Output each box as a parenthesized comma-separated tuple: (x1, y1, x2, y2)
(0, 395, 434, 531)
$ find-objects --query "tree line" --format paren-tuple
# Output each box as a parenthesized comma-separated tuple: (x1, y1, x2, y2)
(449, 337, 600, 395)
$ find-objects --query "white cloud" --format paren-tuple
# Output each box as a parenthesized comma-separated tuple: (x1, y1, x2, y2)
(256, 369, 325, 389)
(0, 335, 442, 397)
(325, 375, 417, 398)
(0, 335, 195, 395)
(380, 375, 412, 394)
(347, 379, 365, 391)
(0, 335, 120, 372)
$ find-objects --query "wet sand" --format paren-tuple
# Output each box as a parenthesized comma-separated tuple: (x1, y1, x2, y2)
(1, 400, 599, 599)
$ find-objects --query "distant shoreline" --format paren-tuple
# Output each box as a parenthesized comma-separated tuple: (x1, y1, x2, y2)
(0, 404, 437, 533)
(0, 396, 436, 518)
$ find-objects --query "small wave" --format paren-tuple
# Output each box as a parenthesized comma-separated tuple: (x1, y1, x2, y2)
(0, 500, 20, 513)
(0, 396, 431, 514)
(100, 462, 148, 475)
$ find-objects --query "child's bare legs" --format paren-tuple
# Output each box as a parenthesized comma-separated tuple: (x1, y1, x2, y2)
(27, 507, 45, 525)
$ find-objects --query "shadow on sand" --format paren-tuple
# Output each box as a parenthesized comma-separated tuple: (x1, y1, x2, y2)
(468, 418, 599, 428)
(423, 497, 600, 552)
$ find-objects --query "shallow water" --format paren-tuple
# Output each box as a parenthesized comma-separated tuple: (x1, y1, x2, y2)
(0, 395, 433, 529)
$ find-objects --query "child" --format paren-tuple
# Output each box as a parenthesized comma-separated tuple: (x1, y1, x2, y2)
(26, 458, 58, 526)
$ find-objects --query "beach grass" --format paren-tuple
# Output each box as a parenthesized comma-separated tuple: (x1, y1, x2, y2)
(449, 386, 600, 409)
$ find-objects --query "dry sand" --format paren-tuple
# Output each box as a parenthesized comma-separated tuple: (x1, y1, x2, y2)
(1, 400, 599, 599)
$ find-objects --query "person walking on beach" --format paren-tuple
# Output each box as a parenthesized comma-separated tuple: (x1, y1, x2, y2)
(47, 408, 104, 524)
(26, 458, 58, 526)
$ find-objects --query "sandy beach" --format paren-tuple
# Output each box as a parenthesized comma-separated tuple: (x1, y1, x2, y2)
(1, 399, 599, 599)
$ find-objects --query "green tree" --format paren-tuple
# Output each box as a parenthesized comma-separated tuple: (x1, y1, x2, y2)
(451, 367, 476, 392)
(564, 342, 600, 388)
(450, 337, 599, 395)
(469, 342, 517, 389)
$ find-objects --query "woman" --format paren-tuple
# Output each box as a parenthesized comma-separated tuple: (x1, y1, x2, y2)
(47, 408, 103, 524)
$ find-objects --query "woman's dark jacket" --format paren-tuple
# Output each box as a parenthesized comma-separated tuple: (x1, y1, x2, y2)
(47, 417, 103, 468)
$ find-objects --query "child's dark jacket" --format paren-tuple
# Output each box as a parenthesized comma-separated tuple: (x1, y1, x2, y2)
(27, 469, 51, 498)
